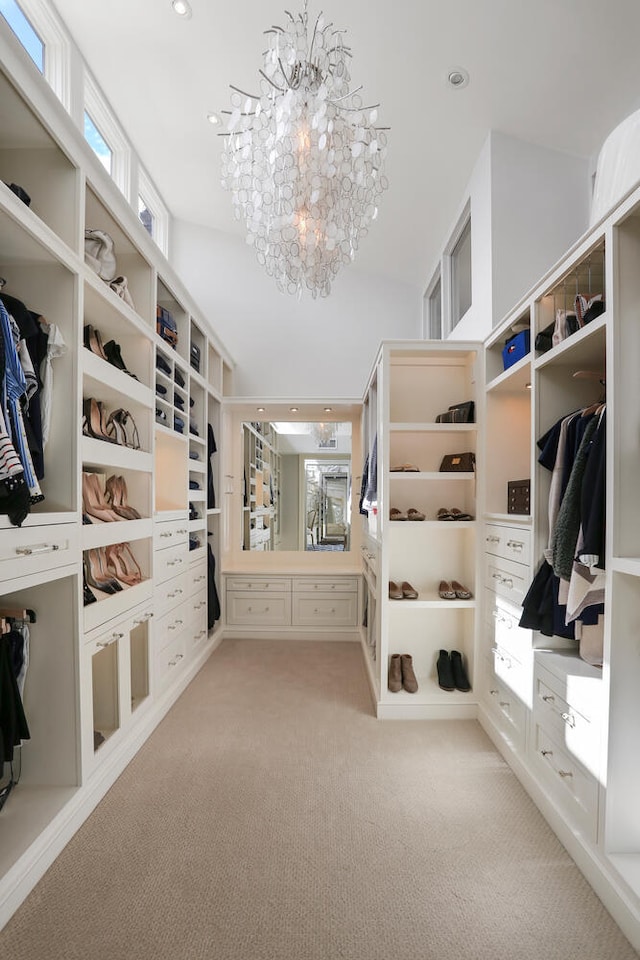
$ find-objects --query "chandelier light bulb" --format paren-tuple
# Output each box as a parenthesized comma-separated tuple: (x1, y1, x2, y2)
(220, 2, 389, 299)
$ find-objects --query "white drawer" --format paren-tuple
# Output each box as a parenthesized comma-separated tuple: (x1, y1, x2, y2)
(484, 523, 531, 565)
(0, 522, 78, 582)
(155, 633, 186, 689)
(485, 556, 528, 606)
(188, 591, 208, 649)
(190, 588, 208, 620)
(484, 589, 532, 663)
(532, 722, 599, 842)
(154, 570, 190, 617)
(155, 543, 188, 584)
(155, 600, 189, 653)
(226, 577, 290, 593)
(292, 577, 358, 594)
(491, 642, 533, 707)
(226, 592, 291, 625)
(292, 594, 358, 627)
(485, 672, 527, 752)
(189, 564, 208, 596)
(154, 519, 189, 550)
(534, 674, 601, 779)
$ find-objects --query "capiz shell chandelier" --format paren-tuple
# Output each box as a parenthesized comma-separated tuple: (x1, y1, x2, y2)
(220, 2, 389, 298)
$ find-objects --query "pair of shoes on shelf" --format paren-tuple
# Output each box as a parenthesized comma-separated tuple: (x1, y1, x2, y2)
(156, 353, 171, 376)
(390, 462, 419, 472)
(83, 543, 143, 601)
(389, 580, 418, 600)
(438, 580, 472, 600)
(82, 398, 140, 449)
(105, 474, 141, 520)
(436, 507, 474, 521)
(389, 507, 425, 521)
(437, 650, 471, 692)
(388, 653, 418, 693)
(84, 324, 137, 378)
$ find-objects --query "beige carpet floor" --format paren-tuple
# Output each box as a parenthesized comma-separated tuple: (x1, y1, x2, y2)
(0, 639, 638, 960)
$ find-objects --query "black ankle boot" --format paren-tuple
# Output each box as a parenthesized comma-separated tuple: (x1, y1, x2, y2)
(436, 650, 455, 691)
(450, 650, 471, 691)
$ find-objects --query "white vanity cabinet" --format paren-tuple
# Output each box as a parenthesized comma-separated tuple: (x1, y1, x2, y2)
(224, 575, 360, 635)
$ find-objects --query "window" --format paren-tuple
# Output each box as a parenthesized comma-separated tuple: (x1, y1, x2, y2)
(0, 0, 44, 70)
(138, 167, 169, 255)
(451, 216, 472, 327)
(84, 111, 112, 174)
(426, 275, 442, 339)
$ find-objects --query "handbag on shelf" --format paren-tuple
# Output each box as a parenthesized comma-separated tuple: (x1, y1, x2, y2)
(435, 400, 475, 423)
(157, 305, 178, 348)
(84, 228, 117, 281)
(439, 451, 475, 473)
(108, 275, 135, 310)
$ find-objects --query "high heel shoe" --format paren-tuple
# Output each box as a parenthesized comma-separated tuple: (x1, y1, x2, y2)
(83, 324, 108, 361)
(82, 398, 118, 444)
(85, 549, 122, 594)
(103, 340, 138, 379)
(105, 475, 142, 520)
(82, 472, 122, 522)
(105, 542, 143, 586)
(106, 409, 140, 449)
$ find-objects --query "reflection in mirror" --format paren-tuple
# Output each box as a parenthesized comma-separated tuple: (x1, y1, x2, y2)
(242, 421, 351, 552)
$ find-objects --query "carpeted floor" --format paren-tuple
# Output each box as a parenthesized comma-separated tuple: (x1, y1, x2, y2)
(0, 639, 638, 960)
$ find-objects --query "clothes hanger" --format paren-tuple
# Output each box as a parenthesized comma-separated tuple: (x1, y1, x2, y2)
(0, 608, 37, 623)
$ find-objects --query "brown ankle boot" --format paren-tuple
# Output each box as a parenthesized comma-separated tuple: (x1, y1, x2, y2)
(388, 653, 402, 692)
(401, 654, 419, 693)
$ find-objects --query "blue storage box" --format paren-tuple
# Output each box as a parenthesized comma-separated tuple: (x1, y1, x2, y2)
(502, 330, 530, 370)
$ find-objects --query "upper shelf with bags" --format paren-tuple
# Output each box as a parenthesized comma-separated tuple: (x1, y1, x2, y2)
(84, 185, 154, 325)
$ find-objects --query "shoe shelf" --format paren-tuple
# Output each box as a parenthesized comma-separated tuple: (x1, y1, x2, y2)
(83, 570, 153, 633)
(389, 596, 475, 608)
(85, 185, 154, 325)
(83, 353, 154, 409)
(81, 435, 153, 473)
(82, 518, 153, 550)
(0, 69, 79, 251)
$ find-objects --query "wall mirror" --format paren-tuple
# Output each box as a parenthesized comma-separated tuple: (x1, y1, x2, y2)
(242, 420, 352, 552)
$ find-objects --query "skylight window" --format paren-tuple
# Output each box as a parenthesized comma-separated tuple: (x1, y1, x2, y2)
(83, 111, 112, 174)
(0, 0, 44, 71)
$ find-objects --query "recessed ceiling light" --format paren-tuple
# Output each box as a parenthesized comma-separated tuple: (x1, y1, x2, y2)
(447, 67, 469, 89)
(257, 407, 265, 412)
(324, 407, 333, 412)
(207, 112, 221, 126)
(289, 406, 299, 412)
(172, 0, 192, 18)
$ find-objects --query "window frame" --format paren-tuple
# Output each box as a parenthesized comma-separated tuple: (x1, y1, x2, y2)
(2, 0, 70, 107)
(83, 70, 130, 198)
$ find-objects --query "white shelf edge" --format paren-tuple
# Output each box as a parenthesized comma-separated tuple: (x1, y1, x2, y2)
(532, 313, 607, 371)
(387, 598, 476, 609)
(389, 472, 475, 480)
(485, 354, 532, 392)
(81, 517, 153, 550)
(390, 422, 477, 432)
(81, 437, 154, 472)
(611, 557, 640, 577)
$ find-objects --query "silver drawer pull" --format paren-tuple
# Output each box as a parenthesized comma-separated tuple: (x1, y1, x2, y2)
(195, 630, 206, 639)
(499, 701, 510, 708)
(558, 770, 573, 779)
(561, 711, 576, 728)
(541, 749, 553, 758)
(195, 601, 205, 610)
(490, 689, 499, 696)
(16, 543, 60, 556)
(160, 531, 173, 538)
(486, 535, 500, 543)
(167, 559, 184, 567)
(542, 695, 555, 703)
(168, 589, 184, 598)
(492, 573, 503, 581)
(507, 540, 524, 551)
(195, 576, 205, 583)
(168, 654, 184, 667)
(97, 632, 123, 648)
(503, 578, 513, 588)
(177, 528, 188, 535)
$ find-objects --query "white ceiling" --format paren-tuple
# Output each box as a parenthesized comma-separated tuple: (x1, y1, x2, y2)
(51, 0, 640, 291)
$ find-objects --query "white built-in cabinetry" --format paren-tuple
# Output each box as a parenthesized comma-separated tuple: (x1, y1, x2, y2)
(0, 39, 231, 927)
(360, 341, 482, 718)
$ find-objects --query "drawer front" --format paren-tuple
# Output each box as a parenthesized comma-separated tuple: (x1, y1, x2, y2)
(226, 592, 291, 626)
(491, 642, 533, 707)
(155, 633, 187, 690)
(226, 577, 291, 593)
(292, 577, 358, 594)
(189, 564, 208, 597)
(534, 675, 601, 778)
(155, 543, 188, 584)
(154, 570, 190, 617)
(0, 523, 79, 581)
(533, 722, 599, 841)
(485, 557, 528, 606)
(484, 589, 532, 663)
(154, 519, 189, 550)
(188, 591, 208, 649)
(485, 673, 527, 752)
(155, 600, 189, 653)
(293, 594, 358, 627)
(190, 588, 208, 621)
(484, 524, 531, 565)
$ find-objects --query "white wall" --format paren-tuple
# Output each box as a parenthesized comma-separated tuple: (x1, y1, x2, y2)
(171, 220, 421, 398)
